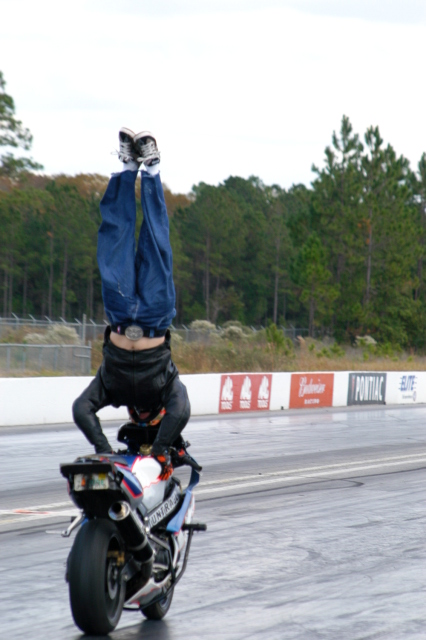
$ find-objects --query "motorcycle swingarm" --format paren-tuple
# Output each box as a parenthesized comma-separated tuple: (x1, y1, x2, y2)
(129, 546, 188, 611)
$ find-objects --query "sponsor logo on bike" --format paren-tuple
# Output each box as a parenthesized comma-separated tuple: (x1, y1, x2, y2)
(347, 372, 386, 405)
(147, 483, 180, 529)
(289, 373, 334, 408)
(219, 374, 272, 412)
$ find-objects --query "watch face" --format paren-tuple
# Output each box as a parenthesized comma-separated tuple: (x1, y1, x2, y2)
(125, 325, 143, 341)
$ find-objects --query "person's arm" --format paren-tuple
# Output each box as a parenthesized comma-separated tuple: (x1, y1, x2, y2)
(72, 371, 113, 453)
(151, 376, 190, 456)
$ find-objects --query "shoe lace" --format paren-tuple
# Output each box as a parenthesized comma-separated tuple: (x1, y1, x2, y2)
(117, 139, 134, 160)
(139, 140, 159, 159)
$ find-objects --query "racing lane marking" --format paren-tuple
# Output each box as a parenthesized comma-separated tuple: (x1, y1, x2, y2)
(0, 500, 77, 524)
(199, 452, 426, 487)
(1, 452, 425, 523)
(196, 454, 426, 495)
(0, 509, 78, 525)
(4, 500, 72, 510)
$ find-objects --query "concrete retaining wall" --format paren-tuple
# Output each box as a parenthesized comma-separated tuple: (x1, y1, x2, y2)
(0, 370, 424, 426)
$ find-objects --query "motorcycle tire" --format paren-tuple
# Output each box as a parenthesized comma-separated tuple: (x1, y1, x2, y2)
(141, 587, 174, 620)
(68, 518, 125, 635)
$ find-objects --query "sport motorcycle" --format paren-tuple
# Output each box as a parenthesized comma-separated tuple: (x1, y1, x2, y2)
(60, 422, 206, 635)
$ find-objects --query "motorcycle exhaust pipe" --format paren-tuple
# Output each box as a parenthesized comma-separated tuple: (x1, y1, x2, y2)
(109, 501, 153, 565)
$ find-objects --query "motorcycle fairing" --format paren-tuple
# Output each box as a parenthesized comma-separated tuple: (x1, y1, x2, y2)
(129, 455, 165, 511)
(60, 460, 115, 478)
(61, 455, 145, 512)
(166, 467, 200, 533)
(114, 462, 143, 499)
(145, 481, 181, 529)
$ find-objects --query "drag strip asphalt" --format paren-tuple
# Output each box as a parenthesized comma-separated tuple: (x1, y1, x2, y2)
(0, 405, 425, 639)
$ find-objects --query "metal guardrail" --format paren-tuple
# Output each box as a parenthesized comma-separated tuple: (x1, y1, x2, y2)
(0, 344, 92, 375)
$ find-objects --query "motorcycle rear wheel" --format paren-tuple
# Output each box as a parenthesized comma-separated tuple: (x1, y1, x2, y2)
(68, 518, 125, 635)
(141, 587, 174, 620)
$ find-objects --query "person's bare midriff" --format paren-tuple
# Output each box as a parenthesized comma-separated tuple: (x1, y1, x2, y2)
(110, 331, 165, 351)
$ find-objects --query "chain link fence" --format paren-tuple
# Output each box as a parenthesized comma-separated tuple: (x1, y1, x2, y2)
(0, 314, 106, 344)
(1, 316, 310, 343)
(0, 344, 91, 375)
(171, 325, 311, 344)
(0, 315, 311, 374)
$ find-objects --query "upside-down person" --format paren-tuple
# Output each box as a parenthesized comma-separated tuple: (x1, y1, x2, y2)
(72, 129, 190, 480)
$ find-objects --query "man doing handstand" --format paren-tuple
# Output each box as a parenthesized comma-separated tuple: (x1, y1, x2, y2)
(72, 129, 190, 478)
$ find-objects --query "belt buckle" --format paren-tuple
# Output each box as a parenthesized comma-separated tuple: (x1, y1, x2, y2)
(125, 325, 143, 341)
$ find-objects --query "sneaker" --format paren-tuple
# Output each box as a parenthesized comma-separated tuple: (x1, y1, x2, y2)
(133, 131, 160, 167)
(118, 127, 137, 163)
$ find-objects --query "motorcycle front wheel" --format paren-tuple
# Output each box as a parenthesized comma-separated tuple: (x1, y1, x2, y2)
(68, 518, 125, 635)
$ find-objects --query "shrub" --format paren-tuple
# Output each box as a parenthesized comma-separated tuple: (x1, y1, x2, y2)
(316, 347, 331, 358)
(24, 325, 80, 345)
(266, 323, 294, 356)
(365, 341, 402, 359)
(329, 342, 345, 358)
(222, 320, 243, 330)
(356, 335, 377, 347)
(221, 320, 253, 336)
(221, 326, 246, 341)
(188, 320, 217, 333)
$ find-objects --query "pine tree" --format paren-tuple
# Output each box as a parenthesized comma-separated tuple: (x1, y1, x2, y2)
(291, 233, 338, 336)
(311, 115, 365, 336)
(0, 71, 43, 177)
(359, 128, 419, 344)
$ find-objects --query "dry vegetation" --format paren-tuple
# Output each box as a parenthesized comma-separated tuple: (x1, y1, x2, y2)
(0, 325, 80, 345)
(169, 338, 426, 374)
(91, 328, 426, 375)
(2, 324, 425, 376)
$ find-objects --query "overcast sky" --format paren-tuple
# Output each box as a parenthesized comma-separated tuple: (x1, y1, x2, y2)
(1, 0, 425, 194)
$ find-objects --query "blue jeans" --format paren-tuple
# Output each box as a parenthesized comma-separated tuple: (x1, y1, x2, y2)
(98, 170, 176, 333)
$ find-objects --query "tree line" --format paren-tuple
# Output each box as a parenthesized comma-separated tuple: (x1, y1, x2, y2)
(165, 115, 426, 349)
(1, 72, 426, 347)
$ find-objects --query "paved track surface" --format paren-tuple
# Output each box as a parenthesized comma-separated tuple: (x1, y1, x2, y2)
(1, 405, 425, 639)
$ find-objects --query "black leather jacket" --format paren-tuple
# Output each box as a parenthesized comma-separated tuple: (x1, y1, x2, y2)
(101, 328, 178, 409)
(73, 329, 189, 454)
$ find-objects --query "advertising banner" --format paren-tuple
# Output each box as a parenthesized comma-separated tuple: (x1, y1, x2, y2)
(219, 373, 272, 413)
(347, 372, 386, 405)
(397, 373, 418, 403)
(289, 373, 334, 409)
(385, 372, 426, 405)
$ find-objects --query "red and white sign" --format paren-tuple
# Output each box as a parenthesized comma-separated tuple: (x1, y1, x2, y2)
(219, 374, 272, 413)
(289, 373, 334, 409)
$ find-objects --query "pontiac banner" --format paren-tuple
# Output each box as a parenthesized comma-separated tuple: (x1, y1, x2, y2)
(347, 372, 386, 405)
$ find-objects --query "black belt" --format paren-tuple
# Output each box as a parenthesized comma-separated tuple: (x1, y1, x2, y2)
(111, 324, 166, 340)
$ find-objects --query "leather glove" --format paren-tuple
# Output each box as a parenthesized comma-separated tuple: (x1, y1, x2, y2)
(170, 446, 203, 472)
(171, 446, 188, 468)
(152, 449, 173, 480)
